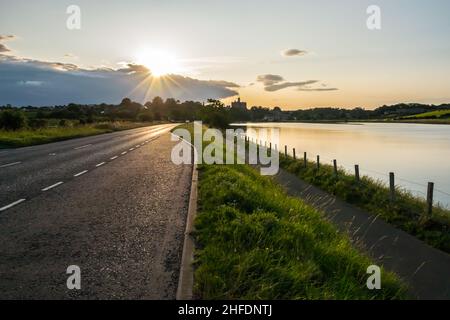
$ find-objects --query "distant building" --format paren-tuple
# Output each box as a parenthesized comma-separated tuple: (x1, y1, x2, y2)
(231, 97, 247, 110)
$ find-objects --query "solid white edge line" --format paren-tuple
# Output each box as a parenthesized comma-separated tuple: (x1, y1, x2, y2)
(0, 199, 26, 212)
(42, 182, 64, 192)
(96, 162, 106, 167)
(0, 161, 22, 168)
(74, 170, 88, 177)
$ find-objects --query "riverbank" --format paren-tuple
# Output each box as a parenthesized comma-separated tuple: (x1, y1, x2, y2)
(279, 154, 450, 253)
(0, 121, 163, 148)
(172, 124, 407, 299)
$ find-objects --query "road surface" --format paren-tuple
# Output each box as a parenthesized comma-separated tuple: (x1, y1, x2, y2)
(0, 124, 193, 299)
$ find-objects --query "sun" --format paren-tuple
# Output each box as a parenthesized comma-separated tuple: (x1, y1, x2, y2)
(135, 49, 180, 77)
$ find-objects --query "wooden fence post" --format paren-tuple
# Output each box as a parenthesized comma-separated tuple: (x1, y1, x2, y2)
(389, 172, 395, 202)
(304, 152, 307, 168)
(354, 165, 360, 182)
(284, 145, 287, 157)
(293, 148, 296, 160)
(427, 182, 434, 217)
(316, 155, 320, 170)
(333, 159, 338, 177)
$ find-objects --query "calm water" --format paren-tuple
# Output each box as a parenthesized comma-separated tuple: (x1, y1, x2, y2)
(233, 122, 450, 208)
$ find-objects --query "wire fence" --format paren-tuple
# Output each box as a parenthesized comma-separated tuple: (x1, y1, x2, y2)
(243, 134, 450, 211)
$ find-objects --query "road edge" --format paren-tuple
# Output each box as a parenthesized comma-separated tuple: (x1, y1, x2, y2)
(176, 150, 198, 300)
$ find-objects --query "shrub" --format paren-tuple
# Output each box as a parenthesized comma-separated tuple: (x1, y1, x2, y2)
(28, 118, 49, 129)
(0, 110, 27, 130)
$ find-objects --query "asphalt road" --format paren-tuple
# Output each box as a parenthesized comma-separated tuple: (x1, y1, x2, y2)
(0, 124, 193, 299)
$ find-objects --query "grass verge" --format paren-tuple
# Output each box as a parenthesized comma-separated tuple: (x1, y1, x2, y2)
(279, 155, 450, 253)
(194, 164, 407, 299)
(0, 121, 156, 148)
(172, 124, 406, 299)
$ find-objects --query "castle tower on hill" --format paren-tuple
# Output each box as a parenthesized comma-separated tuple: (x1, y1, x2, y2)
(231, 97, 247, 110)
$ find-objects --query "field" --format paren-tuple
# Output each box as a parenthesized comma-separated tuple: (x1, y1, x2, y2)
(0, 122, 153, 148)
(393, 109, 450, 124)
(403, 109, 450, 119)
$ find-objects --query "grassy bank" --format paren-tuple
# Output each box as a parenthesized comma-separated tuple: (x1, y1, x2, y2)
(172, 124, 406, 299)
(279, 155, 450, 253)
(194, 164, 406, 299)
(0, 121, 156, 148)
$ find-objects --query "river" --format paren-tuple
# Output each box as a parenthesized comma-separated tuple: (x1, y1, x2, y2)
(232, 122, 450, 208)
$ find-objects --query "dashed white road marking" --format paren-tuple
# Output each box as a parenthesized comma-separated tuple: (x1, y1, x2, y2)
(0, 199, 26, 212)
(110, 156, 118, 160)
(74, 170, 88, 177)
(74, 144, 92, 150)
(42, 182, 64, 192)
(121, 151, 127, 155)
(129, 148, 135, 151)
(0, 161, 21, 168)
(96, 162, 106, 167)
(49, 153, 57, 156)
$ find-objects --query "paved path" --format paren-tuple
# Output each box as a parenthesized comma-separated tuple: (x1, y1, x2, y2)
(274, 168, 450, 300)
(0, 125, 192, 299)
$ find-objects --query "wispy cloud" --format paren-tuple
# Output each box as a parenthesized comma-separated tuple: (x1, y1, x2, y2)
(257, 74, 338, 92)
(256, 74, 284, 86)
(0, 35, 16, 53)
(0, 44, 10, 53)
(265, 80, 318, 92)
(298, 87, 338, 92)
(282, 49, 308, 57)
(0, 35, 16, 41)
(64, 53, 78, 59)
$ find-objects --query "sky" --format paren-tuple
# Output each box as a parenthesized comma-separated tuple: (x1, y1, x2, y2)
(1, 0, 450, 109)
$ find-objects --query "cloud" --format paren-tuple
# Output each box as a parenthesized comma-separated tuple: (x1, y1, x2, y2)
(0, 35, 16, 53)
(0, 35, 15, 41)
(17, 80, 44, 86)
(0, 56, 239, 106)
(264, 80, 318, 92)
(257, 73, 338, 92)
(282, 49, 308, 57)
(64, 53, 78, 59)
(256, 74, 284, 86)
(0, 44, 10, 53)
(207, 80, 240, 88)
(298, 87, 339, 92)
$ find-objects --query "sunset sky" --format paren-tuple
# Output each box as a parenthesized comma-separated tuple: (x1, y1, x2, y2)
(1, 0, 450, 109)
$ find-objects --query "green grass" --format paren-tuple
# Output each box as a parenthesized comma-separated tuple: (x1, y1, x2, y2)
(172, 123, 407, 299)
(279, 156, 450, 253)
(0, 121, 153, 148)
(194, 164, 407, 299)
(403, 109, 450, 119)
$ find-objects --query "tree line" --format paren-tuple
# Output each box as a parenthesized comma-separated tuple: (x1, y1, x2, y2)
(1, 98, 449, 131)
